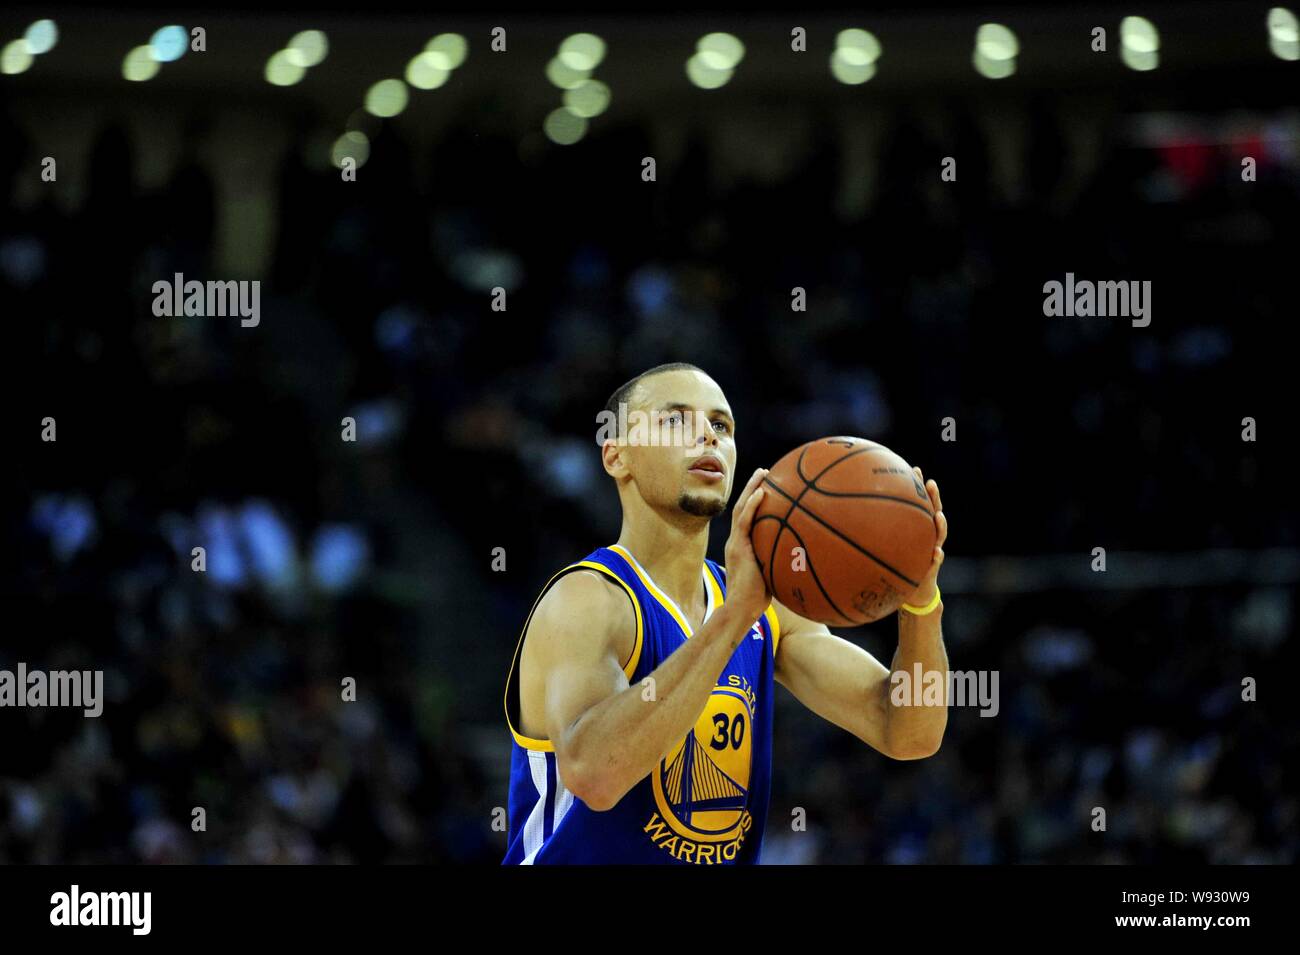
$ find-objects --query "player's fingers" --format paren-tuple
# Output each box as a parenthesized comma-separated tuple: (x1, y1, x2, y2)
(923, 478, 940, 512)
(740, 466, 767, 502)
(732, 467, 760, 514)
(732, 467, 767, 527)
(936, 509, 948, 547)
(736, 485, 766, 538)
(933, 545, 945, 568)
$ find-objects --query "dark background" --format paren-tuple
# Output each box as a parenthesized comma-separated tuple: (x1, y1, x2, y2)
(3, 3, 1297, 863)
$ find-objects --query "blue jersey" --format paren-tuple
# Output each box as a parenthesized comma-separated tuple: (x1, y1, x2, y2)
(502, 544, 780, 864)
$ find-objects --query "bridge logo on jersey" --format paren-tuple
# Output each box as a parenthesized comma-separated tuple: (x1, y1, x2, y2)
(647, 676, 757, 861)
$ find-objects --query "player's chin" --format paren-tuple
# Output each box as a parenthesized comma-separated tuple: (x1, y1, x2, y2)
(677, 489, 727, 519)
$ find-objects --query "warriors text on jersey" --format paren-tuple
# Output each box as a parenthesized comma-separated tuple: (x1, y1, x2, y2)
(502, 544, 780, 864)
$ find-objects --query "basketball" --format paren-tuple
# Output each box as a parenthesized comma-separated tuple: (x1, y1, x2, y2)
(750, 436, 937, 626)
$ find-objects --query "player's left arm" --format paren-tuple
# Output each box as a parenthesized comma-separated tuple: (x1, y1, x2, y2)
(772, 470, 949, 760)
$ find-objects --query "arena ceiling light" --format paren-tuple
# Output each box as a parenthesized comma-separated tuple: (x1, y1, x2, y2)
(265, 30, 328, 87)
(546, 56, 589, 90)
(831, 28, 881, 84)
(331, 130, 370, 170)
(406, 53, 451, 90)
(407, 34, 466, 90)
(265, 49, 305, 86)
(3, 19, 58, 76)
(24, 19, 58, 55)
(973, 23, 1018, 79)
(564, 79, 611, 118)
(424, 33, 467, 71)
(544, 106, 587, 145)
(1, 40, 33, 75)
(364, 78, 409, 118)
(1120, 15, 1160, 70)
(122, 46, 160, 81)
(149, 25, 188, 63)
(687, 32, 745, 89)
(286, 30, 328, 68)
(558, 33, 605, 72)
(1268, 7, 1299, 60)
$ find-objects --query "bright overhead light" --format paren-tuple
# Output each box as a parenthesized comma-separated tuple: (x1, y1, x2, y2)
(287, 30, 328, 68)
(835, 29, 881, 65)
(686, 52, 733, 89)
(425, 34, 467, 70)
(975, 23, 1019, 61)
(24, 19, 59, 55)
(544, 107, 587, 145)
(831, 49, 877, 84)
(1120, 16, 1160, 53)
(2, 39, 34, 75)
(365, 78, 409, 118)
(406, 53, 450, 90)
(697, 32, 745, 70)
(150, 25, 188, 63)
(265, 49, 305, 86)
(558, 33, 605, 71)
(123, 45, 160, 81)
(564, 79, 611, 118)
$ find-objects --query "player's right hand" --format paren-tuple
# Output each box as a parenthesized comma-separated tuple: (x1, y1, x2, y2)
(724, 467, 773, 624)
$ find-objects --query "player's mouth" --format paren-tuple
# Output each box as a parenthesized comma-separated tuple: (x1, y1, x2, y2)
(686, 455, 726, 482)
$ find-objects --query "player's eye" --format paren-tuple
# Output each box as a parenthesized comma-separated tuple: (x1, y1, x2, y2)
(712, 419, 731, 434)
(663, 411, 684, 426)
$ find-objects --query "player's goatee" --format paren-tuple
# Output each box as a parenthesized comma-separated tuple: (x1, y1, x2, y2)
(678, 493, 726, 518)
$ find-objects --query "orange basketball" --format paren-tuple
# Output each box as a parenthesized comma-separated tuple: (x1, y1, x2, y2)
(749, 436, 937, 626)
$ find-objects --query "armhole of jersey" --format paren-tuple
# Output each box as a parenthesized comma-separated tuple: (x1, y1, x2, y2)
(503, 560, 644, 752)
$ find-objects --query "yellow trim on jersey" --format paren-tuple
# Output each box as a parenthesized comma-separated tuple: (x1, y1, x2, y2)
(607, 544, 696, 637)
(503, 559, 645, 753)
(703, 563, 725, 612)
(764, 603, 781, 658)
(710, 563, 781, 658)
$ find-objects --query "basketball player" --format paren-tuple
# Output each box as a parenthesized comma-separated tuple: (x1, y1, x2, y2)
(503, 363, 949, 864)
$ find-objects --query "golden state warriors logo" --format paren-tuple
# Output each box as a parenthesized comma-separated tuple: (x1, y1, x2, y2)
(644, 673, 757, 863)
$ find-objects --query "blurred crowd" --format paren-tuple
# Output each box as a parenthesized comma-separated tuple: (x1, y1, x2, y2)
(3, 78, 1296, 863)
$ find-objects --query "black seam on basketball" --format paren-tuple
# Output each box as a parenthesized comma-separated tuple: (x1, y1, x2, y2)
(761, 476, 922, 589)
(751, 513, 786, 593)
(767, 457, 810, 592)
(779, 519, 861, 627)
(797, 490, 933, 515)
(796, 444, 882, 488)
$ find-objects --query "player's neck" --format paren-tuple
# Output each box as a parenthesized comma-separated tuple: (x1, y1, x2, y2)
(614, 514, 710, 618)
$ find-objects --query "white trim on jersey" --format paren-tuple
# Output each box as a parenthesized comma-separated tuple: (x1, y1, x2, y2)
(520, 750, 550, 865)
(610, 545, 716, 636)
(553, 780, 575, 833)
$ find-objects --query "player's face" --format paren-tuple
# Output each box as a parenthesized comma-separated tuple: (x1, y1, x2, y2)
(622, 370, 737, 520)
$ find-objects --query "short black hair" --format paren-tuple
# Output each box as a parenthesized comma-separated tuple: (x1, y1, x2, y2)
(603, 362, 706, 432)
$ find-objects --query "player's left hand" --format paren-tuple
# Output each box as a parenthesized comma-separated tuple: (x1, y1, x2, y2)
(904, 467, 946, 607)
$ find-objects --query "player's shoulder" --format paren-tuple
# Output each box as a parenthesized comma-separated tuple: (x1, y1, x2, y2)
(528, 566, 636, 646)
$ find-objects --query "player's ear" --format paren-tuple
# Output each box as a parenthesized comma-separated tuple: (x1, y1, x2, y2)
(601, 438, 630, 479)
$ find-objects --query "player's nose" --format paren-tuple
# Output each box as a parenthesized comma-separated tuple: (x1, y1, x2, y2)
(692, 416, 717, 447)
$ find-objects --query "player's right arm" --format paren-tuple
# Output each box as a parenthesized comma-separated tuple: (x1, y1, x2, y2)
(524, 468, 773, 812)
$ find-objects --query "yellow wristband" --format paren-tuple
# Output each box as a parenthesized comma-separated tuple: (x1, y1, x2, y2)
(900, 585, 941, 616)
